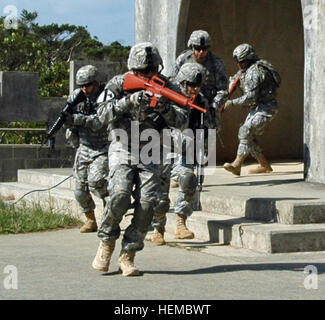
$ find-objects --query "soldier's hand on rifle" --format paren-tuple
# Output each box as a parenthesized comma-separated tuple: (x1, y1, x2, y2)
(130, 90, 153, 106)
(155, 93, 168, 112)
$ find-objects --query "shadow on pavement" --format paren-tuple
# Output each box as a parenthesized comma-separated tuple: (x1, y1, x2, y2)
(143, 262, 325, 275)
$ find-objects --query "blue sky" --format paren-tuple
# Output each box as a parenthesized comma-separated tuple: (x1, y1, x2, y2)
(0, 0, 135, 46)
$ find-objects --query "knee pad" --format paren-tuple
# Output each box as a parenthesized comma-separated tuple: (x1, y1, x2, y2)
(74, 189, 94, 211)
(179, 172, 197, 194)
(110, 191, 131, 216)
(154, 199, 170, 215)
(89, 179, 108, 199)
(74, 189, 89, 203)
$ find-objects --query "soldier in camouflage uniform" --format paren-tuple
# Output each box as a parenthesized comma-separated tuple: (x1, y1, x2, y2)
(64, 65, 109, 233)
(79, 43, 188, 276)
(169, 29, 228, 188)
(152, 62, 218, 245)
(223, 44, 281, 176)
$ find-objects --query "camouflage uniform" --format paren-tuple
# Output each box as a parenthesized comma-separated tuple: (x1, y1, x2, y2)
(169, 30, 228, 104)
(223, 44, 281, 176)
(152, 62, 217, 242)
(65, 67, 109, 221)
(89, 43, 188, 275)
(231, 60, 279, 158)
(168, 30, 228, 186)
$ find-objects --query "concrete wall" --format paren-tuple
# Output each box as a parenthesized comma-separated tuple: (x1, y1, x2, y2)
(0, 60, 121, 182)
(302, 0, 325, 184)
(0, 145, 74, 182)
(0, 72, 44, 122)
(136, 0, 304, 163)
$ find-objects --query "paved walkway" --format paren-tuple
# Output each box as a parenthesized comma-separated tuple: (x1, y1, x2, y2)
(0, 228, 325, 300)
(1, 161, 325, 300)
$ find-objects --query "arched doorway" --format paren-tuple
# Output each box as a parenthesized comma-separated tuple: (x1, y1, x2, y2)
(177, 0, 304, 162)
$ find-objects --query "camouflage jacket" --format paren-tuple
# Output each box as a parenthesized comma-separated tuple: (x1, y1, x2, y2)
(230, 59, 281, 109)
(170, 50, 228, 103)
(66, 86, 108, 151)
(78, 72, 189, 157)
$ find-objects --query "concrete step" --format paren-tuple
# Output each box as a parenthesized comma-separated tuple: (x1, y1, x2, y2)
(163, 211, 325, 253)
(3, 166, 325, 254)
(15, 168, 325, 225)
(17, 168, 74, 191)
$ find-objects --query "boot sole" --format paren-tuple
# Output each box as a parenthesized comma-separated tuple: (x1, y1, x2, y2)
(152, 241, 166, 246)
(92, 261, 109, 272)
(118, 267, 140, 277)
(223, 166, 240, 176)
(175, 234, 195, 240)
(80, 229, 98, 233)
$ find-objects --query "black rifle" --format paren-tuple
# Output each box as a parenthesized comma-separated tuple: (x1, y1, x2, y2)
(41, 89, 85, 149)
(193, 112, 205, 211)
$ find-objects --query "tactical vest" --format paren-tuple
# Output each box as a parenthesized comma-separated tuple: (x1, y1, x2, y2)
(77, 85, 108, 148)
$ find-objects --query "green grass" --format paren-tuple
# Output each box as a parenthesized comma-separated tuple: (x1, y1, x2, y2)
(0, 200, 83, 234)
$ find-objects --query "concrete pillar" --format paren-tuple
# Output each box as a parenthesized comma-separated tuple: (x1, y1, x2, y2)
(302, 0, 325, 184)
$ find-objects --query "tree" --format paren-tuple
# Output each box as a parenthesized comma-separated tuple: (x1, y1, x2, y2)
(0, 9, 131, 97)
(0, 9, 131, 144)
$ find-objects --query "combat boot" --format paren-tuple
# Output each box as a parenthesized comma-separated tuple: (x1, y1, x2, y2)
(92, 240, 116, 272)
(170, 179, 179, 188)
(223, 154, 247, 176)
(118, 251, 140, 276)
(151, 227, 166, 246)
(248, 155, 273, 174)
(175, 214, 194, 239)
(80, 212, 97, 233)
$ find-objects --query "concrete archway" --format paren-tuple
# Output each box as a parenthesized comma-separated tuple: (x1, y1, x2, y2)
(177, 0, 304, 163)
(135, 0, 325, 184)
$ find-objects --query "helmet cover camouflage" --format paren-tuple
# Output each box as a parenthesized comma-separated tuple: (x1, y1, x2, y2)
(176, 62, 205, 85)
(187, 30, 211, 48)
(76, 65, 98, 85)
(233, 43, 258, 62)
(127, 42, 163, 70)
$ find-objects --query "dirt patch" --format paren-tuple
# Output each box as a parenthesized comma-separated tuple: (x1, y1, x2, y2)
(0, 194, 15, 201)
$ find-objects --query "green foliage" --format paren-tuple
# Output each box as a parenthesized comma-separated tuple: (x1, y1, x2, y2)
(0, 9, 131, 144)
(0, 199, 83, 234)
(0, 121, 47, 144)
(0, 9, 131, 98)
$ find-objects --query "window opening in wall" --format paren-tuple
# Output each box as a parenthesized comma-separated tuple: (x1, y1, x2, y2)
(0, 121, 47, 144)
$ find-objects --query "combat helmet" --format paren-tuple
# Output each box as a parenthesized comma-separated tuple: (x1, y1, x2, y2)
(187, 30, 211, 48)
(127, 42, 163, 71)
(76, 65, 98, 85)
(176, 62, 205, 86)
(233, 43, 258, 62)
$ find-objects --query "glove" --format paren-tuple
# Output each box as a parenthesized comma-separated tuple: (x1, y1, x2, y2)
(130, 90, 153, 106)
(223, 100, 233, 111)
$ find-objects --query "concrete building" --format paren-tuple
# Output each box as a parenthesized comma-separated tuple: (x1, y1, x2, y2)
(135, 0, 325, 184)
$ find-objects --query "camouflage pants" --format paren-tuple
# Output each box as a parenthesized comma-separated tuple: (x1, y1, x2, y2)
(152, 160, 197, 230)
(73, 146, 108, 214)
(237, 107, 277, 159)
(172, 163, 197, 217)
(152, 162, 172, 230)
(97, 162, 160, 252)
